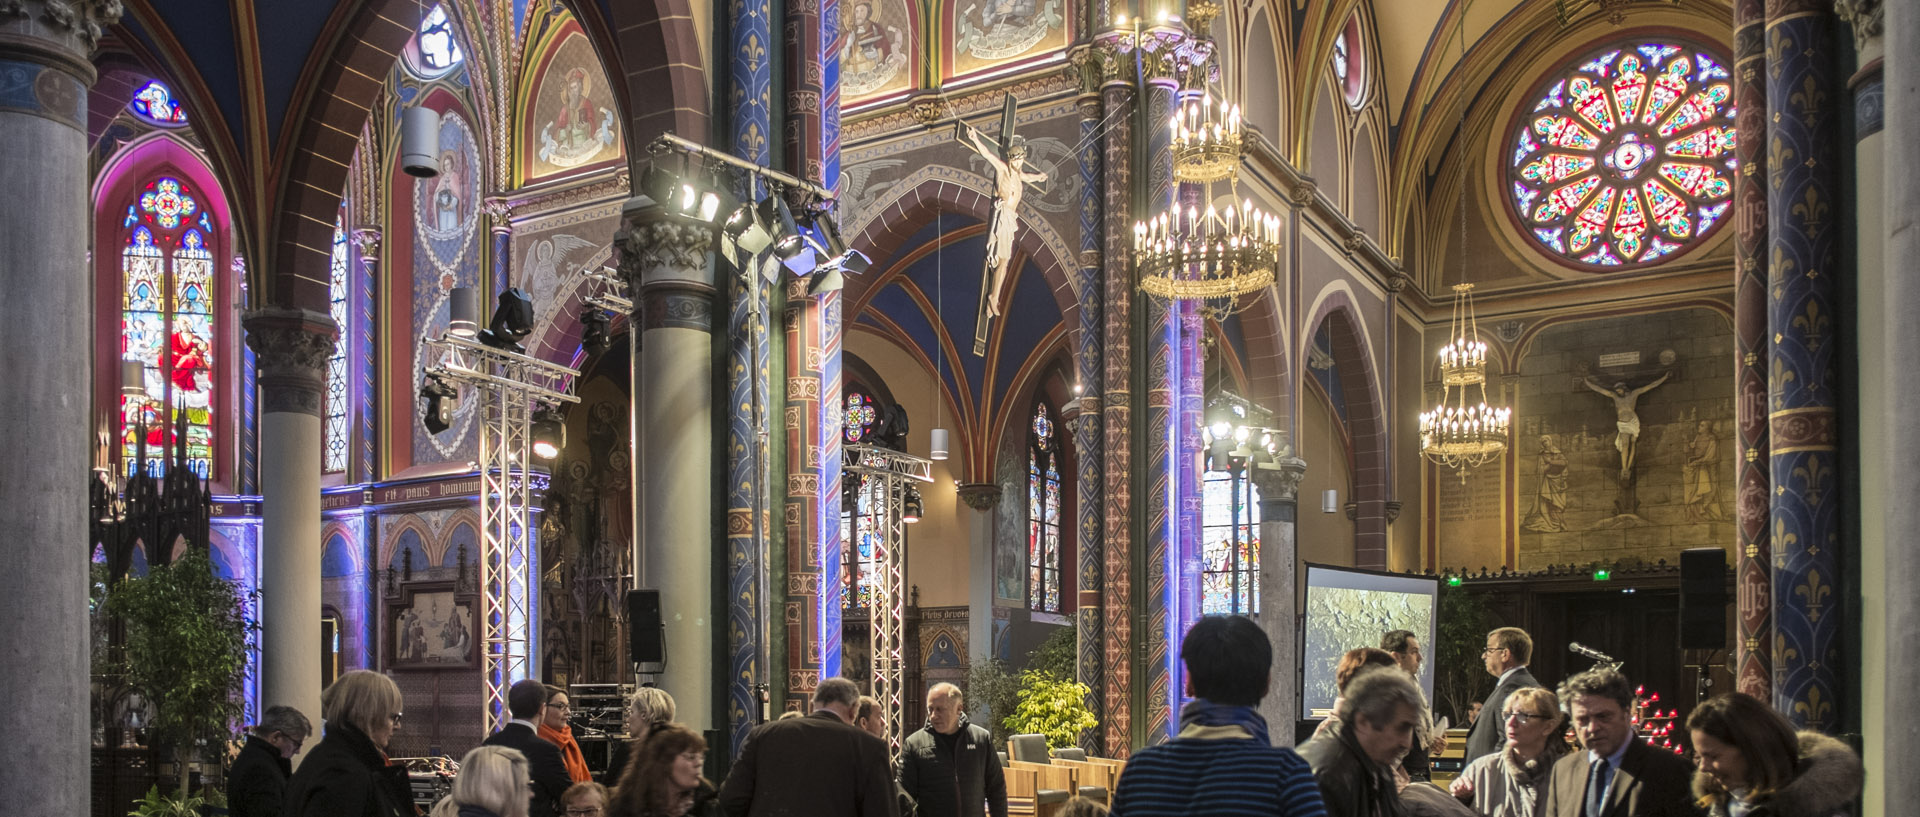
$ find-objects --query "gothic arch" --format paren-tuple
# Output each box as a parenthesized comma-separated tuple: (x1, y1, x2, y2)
(1302, 293, 1389, 568)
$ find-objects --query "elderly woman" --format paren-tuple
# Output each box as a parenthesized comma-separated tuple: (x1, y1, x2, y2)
(604, 687, 677, 788)
(607, 725, 716, 817)
(1447, 687, 1567, 817)
(284, 670, 414, 817)
(1688, 692, 1863, 817)
(429, 745, 532, 817)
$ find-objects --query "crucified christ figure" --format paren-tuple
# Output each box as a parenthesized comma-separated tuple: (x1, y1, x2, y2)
(1584, 371, 1671, 481)
(962, 127, 1047, 319)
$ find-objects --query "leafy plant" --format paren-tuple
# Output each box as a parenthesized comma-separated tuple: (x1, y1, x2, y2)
(106, 549, 256, 795)
(1028, 627, 1076, 682)
(965, 659, 1021, 745)
(1004, 670, 1098, 749)
(127, 784, 206, 817)
(1433, 585, 1493, 726)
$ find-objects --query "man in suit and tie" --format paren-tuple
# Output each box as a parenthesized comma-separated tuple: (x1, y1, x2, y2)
(1541, 669, 1698, 817)
(719, 676, 900, 817)
(483, 679, 579, 816)
(1463, 627, 1541, 765)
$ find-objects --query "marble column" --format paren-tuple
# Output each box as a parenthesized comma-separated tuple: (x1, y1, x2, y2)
(1731, 0, 1772, 701)
(1764, 0, 1842, 732)
(1252, 456, 1306, 747)
(244, 309, 338, 749)
(1875, 1, 1918, 811)
(618, 212, 716, 732)
(958, 482, 1002, 723)
(1099, 74, 1135, 756)
(0, 3, 117, 810)
(1068, 50, 1106, 754)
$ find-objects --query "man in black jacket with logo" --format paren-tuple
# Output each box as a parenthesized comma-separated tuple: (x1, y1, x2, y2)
(898, 683, 1006, 817)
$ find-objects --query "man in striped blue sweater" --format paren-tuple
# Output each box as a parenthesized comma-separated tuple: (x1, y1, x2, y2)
(1108, 616, 1329, 817)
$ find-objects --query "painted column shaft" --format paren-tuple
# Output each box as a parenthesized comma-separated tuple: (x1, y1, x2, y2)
(1878, 2, 1919, 810)
(1072, 82, 1107, 753)
(783, 281, 825, 706)
(1140, 75, 1177, 743)
(1099, 78, 1135, 756)
(624, 218, 716, 732)
(0, 11, 112, 807)
(1730, 0, 1772, 701)
(1763, 2, 1841, 732)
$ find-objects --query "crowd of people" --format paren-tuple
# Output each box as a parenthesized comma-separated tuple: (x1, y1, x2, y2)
(228, 615, 1864, 817)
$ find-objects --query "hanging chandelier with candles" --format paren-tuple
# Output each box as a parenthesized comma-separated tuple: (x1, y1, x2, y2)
(1133, 4, 1280, 318)
(1419, 282, 1511, 476)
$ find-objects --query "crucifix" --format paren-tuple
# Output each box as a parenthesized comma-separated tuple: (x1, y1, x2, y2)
(956, 93, 1048, 356)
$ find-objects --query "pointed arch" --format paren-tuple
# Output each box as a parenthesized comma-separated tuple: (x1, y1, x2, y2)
(1302, 293, 1389, 568)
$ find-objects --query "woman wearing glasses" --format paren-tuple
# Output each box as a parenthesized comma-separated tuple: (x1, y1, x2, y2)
(1448, 687, 1568, 817)
(606, 724, 717, 817)
(541, 686, 595, 784)
(428, 746, 533, 817)
(285, 670, 415, 817)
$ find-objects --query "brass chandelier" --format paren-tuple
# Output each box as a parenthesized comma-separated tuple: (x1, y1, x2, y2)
(1134, 9, 1280, 318)
(1419, 282, 1511, 477)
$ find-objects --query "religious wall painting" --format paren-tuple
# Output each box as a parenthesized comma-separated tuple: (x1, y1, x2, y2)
(521, 27, 623, 183)
(840, 0, 914, 103)
(409, 105, 483, 465)
(388, 583, 479, 670)
(946, 0, 1067, 79)
(510, 201, 621, 358)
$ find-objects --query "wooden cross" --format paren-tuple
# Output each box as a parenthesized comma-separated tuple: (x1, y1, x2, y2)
(955, 93, 1048, 356)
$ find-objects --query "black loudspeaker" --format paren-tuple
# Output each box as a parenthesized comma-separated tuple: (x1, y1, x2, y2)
(1679, 547, 1728, 649)
(628, 589, 664, 664)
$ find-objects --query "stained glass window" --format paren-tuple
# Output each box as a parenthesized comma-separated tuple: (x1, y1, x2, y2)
(324, 214, 349, 473)
(1507, 40, 1735, 269)
(841, 390, 879, 609)
(121, 176, 215, 478)
(1202, 470, 1260, 615)
(418, 5, 463, 71)
(1028, 404, 1061, 613)
(129, 81, 187, 125)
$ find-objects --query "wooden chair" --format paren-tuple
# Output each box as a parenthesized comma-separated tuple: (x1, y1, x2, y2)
(1007, 734, 1110, 805)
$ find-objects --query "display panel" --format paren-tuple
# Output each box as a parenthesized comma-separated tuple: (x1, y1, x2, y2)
(1300, 563, 1438, 721)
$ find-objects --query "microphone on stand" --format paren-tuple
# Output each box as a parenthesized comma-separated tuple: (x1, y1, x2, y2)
(1569, 641, 1616, 663)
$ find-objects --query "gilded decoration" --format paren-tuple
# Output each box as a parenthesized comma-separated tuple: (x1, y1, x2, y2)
(521, 27, 624, 182)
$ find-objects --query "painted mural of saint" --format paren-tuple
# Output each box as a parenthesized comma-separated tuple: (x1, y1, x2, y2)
(433, 147, 466, 234)
(553, 69, 597, 151)
(1682, 420, 1727, 522)
(1521, 435, 1569, 533)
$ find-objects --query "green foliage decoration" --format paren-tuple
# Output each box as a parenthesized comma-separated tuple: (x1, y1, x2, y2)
(1028, 627, 1075, 681)
(1433, 584, 1493, 726)
(106, 549, 256, 794)
(1003, 670, 1098, 749)
(127, 784, 206, 817)
(966, 658, 1022, 745)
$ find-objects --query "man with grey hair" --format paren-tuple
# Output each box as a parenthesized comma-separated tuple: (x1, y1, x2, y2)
(899, 682, 1005, 817)
(227, 705, 311, 817)
(1297, 667, 1422, 817)
(720, 676, 900, 817)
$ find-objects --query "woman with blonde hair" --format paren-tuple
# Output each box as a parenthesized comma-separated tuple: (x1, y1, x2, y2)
(285, 670, 414, 817)
(1447, 687, 1568, 816)
(1688, 692, 1862, 817)
(607, 724, 716, 817)
(604, 687, 676, 787)
(430, 745, 532, 817)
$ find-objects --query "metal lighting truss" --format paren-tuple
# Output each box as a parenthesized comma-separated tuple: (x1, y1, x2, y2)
(843, 444, 932, 756)
(423, 333, 580, 733)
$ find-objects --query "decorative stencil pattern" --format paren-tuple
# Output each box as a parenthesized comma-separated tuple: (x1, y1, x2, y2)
(1731, 0, 1771, 702)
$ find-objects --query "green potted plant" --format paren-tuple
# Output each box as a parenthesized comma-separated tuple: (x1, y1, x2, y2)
(1003, 669, 1098, 749)
(127, 784, 206, 817)
(105, 549, 256, 799)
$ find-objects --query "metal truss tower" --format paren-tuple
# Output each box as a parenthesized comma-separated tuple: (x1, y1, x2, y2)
(843, 444, 932, 755)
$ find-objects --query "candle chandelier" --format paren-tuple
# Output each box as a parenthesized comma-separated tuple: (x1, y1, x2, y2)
(1133, 3, 1280, 318)
(1419, 282, 1511, 477)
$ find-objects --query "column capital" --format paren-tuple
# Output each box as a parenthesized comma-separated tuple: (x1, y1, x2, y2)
(1835, 0, 1882, 51)
(484, 197, 513, 235)
(616, 204, 716, 289)
(1248, 454, 1307, 502)
(244, 308, 337, 416)
(0, 0, 121, 81)
(957, 482, 1002, 512)
(351, 226, 382, 261)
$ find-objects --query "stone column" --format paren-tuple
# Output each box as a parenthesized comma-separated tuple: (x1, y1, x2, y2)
(0, 3, 116, 810)
(1139, 70, 1178, 743)
(1764, 0, 1842, 732)
(1099, 73, 1135, 756)
(1068, 50, 1107, 754)
(1875, 1, 1918, 811)
(958, 482, 1002, 707)
(618, 213, 716, 732)
(351, 228, 382, 485)
(1252, 456, 1307, 747)
(1731, 0, 1772, 701)
(244, 309, 338, 747)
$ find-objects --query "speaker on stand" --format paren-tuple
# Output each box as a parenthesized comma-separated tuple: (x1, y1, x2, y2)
(1679, 547, 1728, 706)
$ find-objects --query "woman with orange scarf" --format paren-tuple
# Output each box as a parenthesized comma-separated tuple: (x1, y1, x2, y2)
(540, 685, 594, 784)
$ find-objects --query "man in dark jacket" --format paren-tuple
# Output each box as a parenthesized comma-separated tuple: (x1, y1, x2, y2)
(898, 683, 1005, 817)
(1297, 667, 1422, 817)
(483, 679, 577, 817)
(720, 677, 899, 817)
(1464, 626, 1542, 765)
(229, 705, 311, 817)
(1541, 669, 1699, 817)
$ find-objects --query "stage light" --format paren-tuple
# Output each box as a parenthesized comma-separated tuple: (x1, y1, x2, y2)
(400, 105, 440, 178)
(478, 288, 535, 353)
(531, 406, 566, 460)
(642, 161, 727, 224)
(902, 485, 923, 524)
(724, 199, 775, 256)
(580, 306, 610, 356)
(807, 265, 843, 295)
(420, 373, 458, 434)
(449, 286, 479, 337)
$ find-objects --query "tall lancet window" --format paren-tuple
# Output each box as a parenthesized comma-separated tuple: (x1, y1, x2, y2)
(324, 214, 350, 473)
(1201, 468, 1261, 615)
(120, 176, 215, 477)
(840, 390, 879, 610)
(1028, 404, 1061, 613)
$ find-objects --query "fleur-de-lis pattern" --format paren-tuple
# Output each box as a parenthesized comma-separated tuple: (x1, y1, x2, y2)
(1766, 10, 1841, 731)
(1101, 83, 1136, 756)
(1141, 82, 1183, 745)
(1074, 94, 1108, 753)
(1731, 0, 1772, 701)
